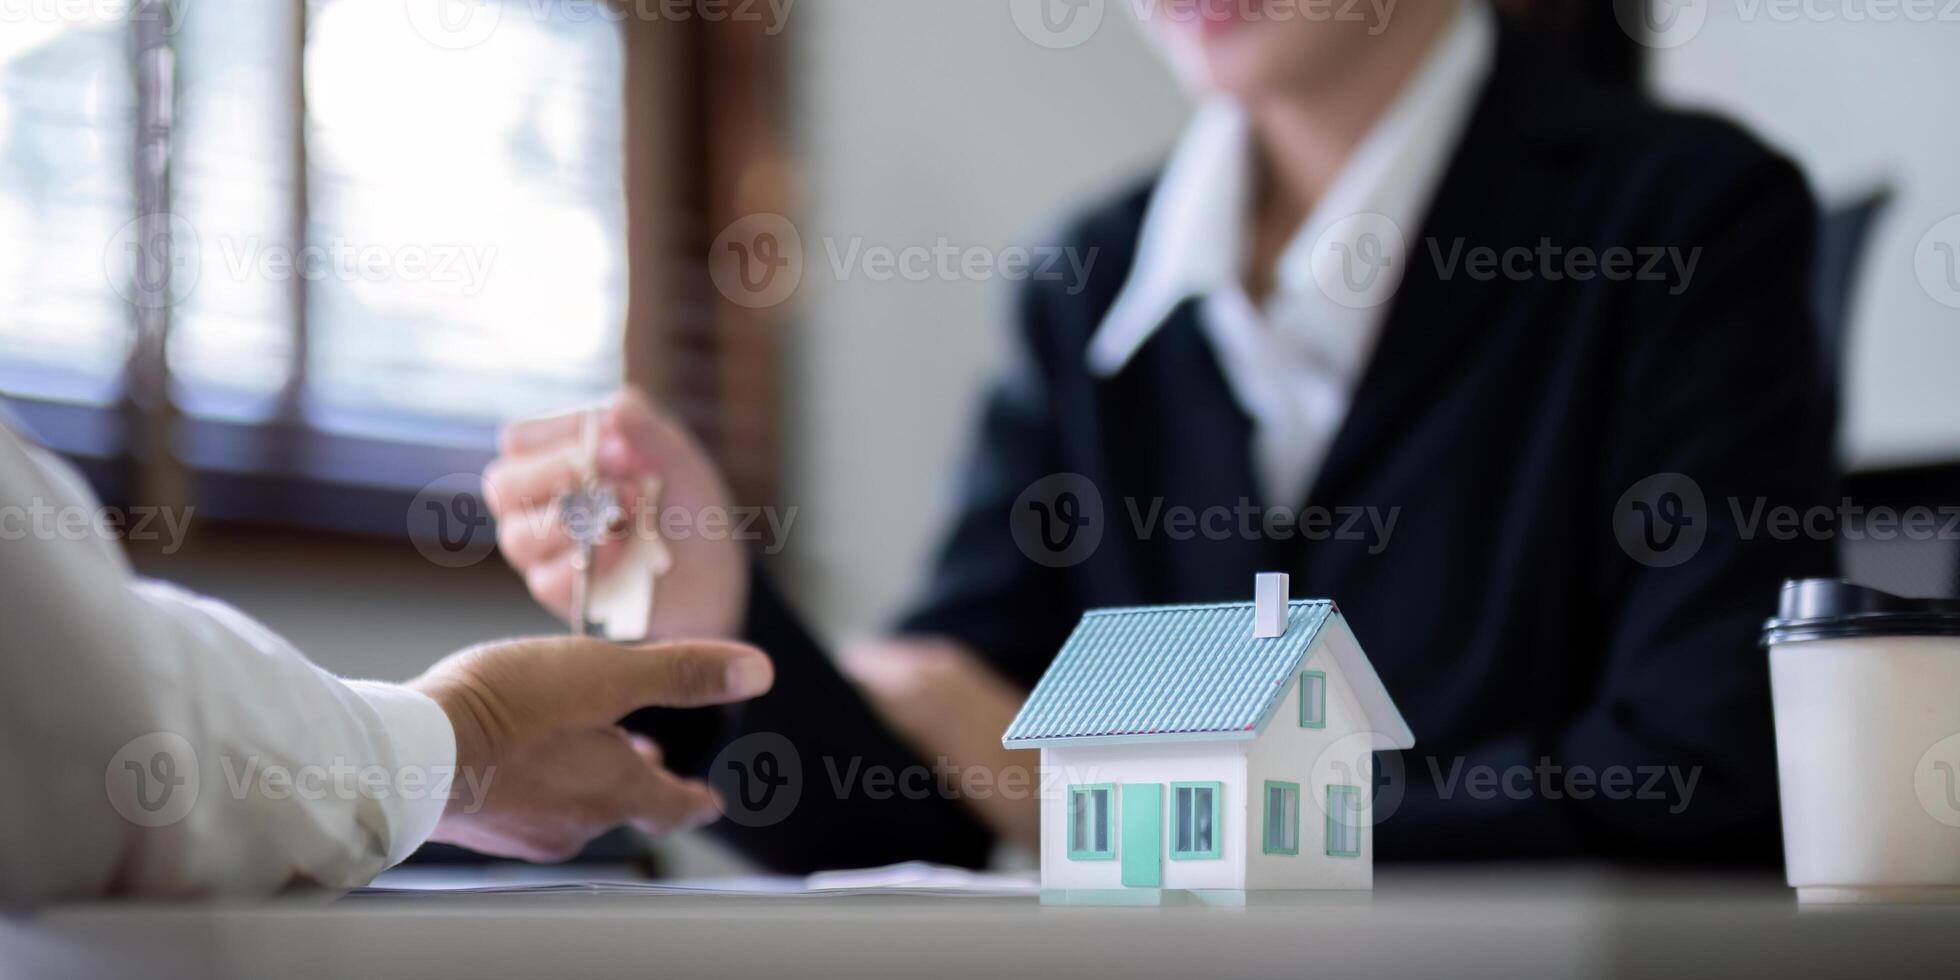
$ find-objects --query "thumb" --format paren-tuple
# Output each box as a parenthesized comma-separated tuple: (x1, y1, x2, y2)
(557, 638, 775, 721)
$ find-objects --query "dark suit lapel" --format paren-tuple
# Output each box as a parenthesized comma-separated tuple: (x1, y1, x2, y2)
(1097, 301, 1274, 601)
(1306, 26, 1578, 513)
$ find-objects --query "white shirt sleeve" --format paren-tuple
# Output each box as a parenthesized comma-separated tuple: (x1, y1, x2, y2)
(0, 421, 456, 907)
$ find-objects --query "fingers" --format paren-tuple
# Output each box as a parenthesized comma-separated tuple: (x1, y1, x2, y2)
(501, 520, 572, 579)
(482, 446, 584, 519)
(498, 388, 668, 465)
(511, 735, 718, 856)
(482, 448, 583, 579)
(499, 402, 600, 458)
(623, 764, 721, 836)
(522, 555, 574, 616)
(613, 639, 774, 712)
(599, 392, 681, 469)
(550, 638, 775, 721)
(586, 731, 717, 836)
(628, 733, 664, 769)
(486, 447, 641, 587)
(595, 392, 718, 497)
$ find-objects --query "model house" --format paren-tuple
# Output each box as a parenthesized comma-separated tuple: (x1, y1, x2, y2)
(1001, 573, 1415, 906)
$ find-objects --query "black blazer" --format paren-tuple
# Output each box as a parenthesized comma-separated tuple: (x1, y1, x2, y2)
(677, 22, 1838, 871)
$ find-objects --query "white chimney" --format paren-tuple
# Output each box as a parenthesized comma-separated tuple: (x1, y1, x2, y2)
(1253, 572, 1290, 638)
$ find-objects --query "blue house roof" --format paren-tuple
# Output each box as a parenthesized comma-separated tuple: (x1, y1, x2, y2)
(1000, 599, 1337, 746)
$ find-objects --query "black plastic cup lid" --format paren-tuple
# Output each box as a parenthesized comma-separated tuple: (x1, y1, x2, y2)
(1762, 579, 1960, 646)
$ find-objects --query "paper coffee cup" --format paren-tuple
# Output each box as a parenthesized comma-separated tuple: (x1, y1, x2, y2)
(1763, 579, 1960, 904)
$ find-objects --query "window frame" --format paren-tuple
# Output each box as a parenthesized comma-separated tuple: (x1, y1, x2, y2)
(1326, 784, 1364, 858)
(1262, 780, 1300, 856)
(1168, 780, 1223, 861)
(1066, 783, 1116, 861)
(0, 7, 787, 527)
(1299, 670, 1327, 729)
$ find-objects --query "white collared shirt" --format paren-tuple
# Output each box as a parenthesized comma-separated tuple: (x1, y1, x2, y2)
(0, 419, 454, 906)
(1088, 1, 1497, 508)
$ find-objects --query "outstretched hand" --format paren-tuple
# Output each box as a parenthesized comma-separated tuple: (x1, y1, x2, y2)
(411, 635, 773, 862)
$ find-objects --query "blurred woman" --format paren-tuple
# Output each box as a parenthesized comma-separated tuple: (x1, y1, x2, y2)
(487, 0, 1835, 869)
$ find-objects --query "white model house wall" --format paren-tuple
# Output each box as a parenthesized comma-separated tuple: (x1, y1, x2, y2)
(1036, 741, 1249, 893)
(1243, 620, 1377, 891)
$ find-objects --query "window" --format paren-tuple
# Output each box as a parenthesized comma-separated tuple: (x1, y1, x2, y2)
(1067, 784, 1115, 860)
(1263, 780, 1300, 855)
(0, 13, 137, 405)
(2, 2, 624, 431)
(302, 1, 628, 432)
(1299, 670, 1327, 728)
(1169, 781, 1221, 860)
(0, 3, 789, 518)
(1326, 784, 1364, 857)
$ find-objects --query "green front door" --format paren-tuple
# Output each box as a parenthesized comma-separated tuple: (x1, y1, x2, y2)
(1120, 783, 1162, 888)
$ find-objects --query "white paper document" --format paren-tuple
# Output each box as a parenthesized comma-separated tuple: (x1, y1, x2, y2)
(358, 861, 1038, 899)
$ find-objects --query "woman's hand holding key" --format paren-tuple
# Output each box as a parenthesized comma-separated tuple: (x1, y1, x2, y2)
(482, 388, 751, 640)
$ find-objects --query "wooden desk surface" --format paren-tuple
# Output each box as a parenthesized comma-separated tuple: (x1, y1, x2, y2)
(14, 867, 1960, 980)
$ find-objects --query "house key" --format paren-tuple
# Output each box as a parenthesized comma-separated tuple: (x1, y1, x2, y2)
(559, 412, 622, 636)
